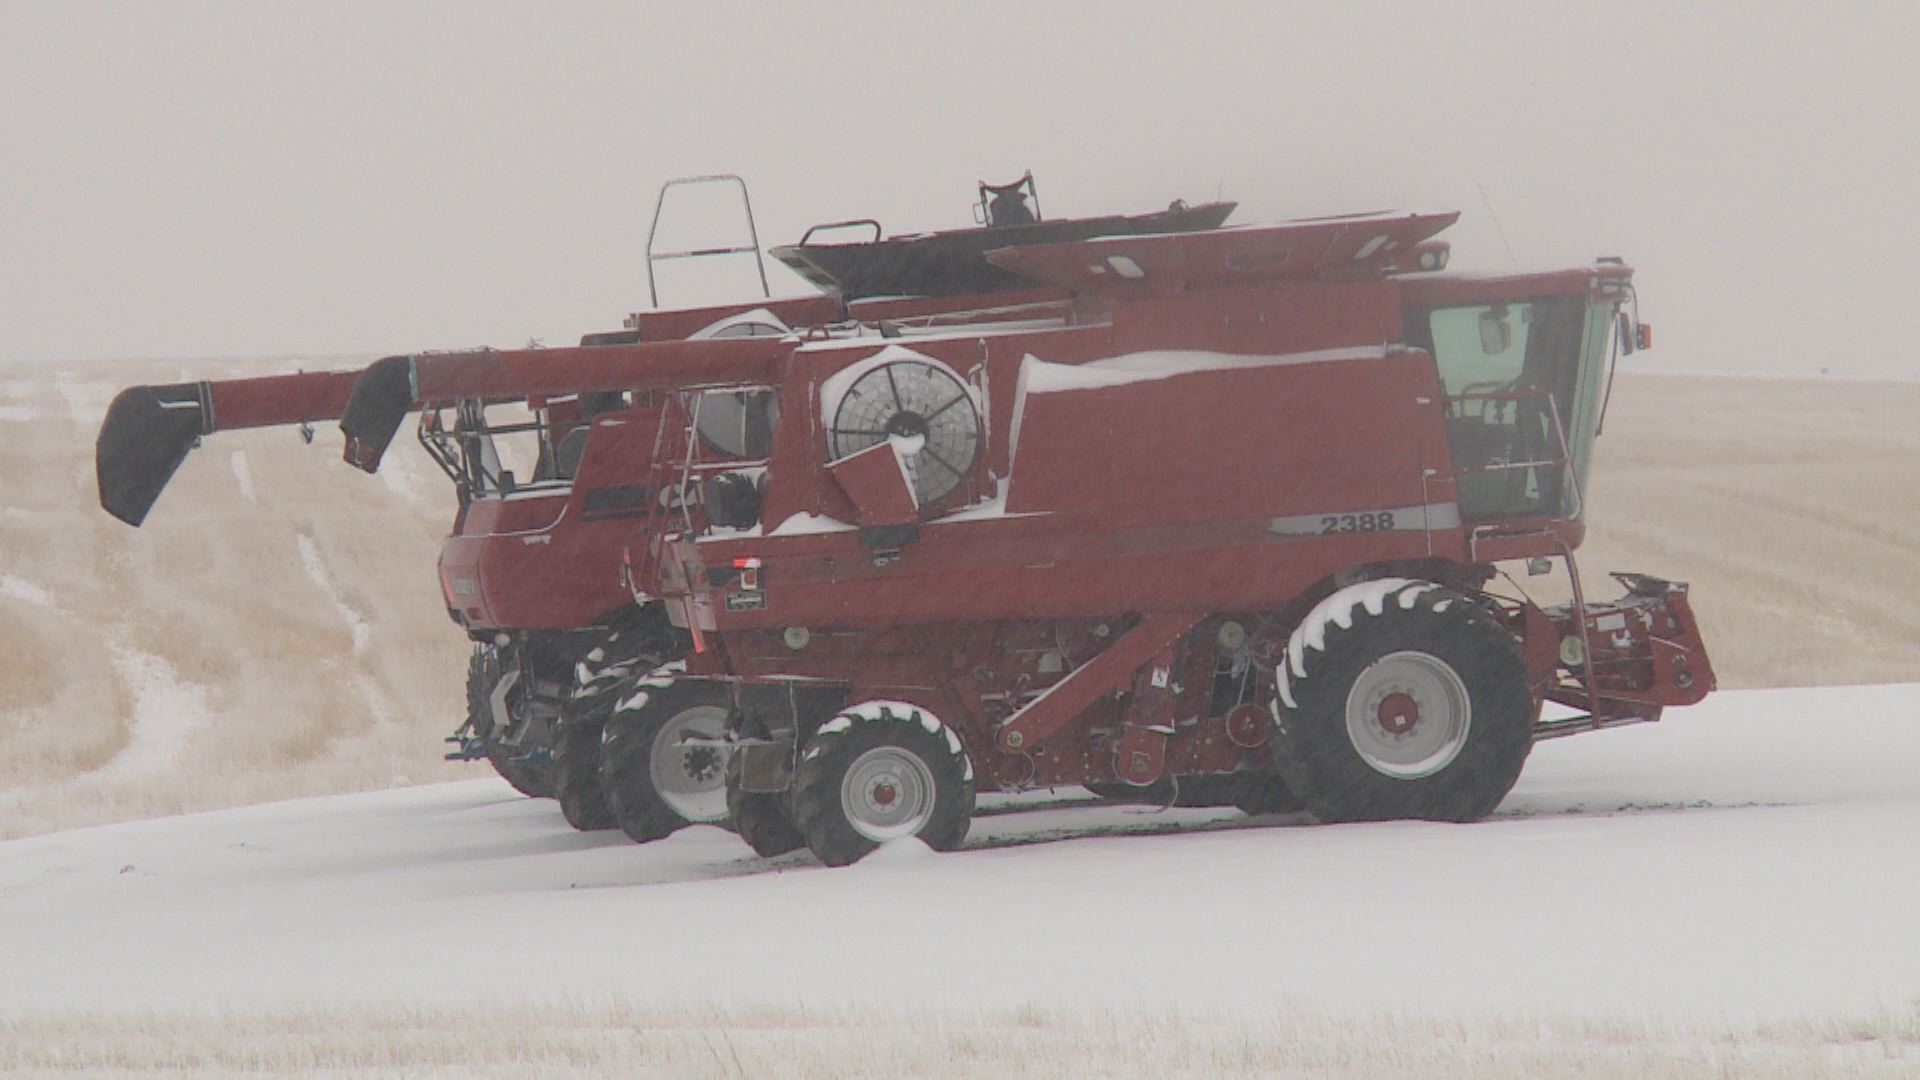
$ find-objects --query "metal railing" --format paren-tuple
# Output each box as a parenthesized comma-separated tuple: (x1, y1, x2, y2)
(645, 174, 771, 308)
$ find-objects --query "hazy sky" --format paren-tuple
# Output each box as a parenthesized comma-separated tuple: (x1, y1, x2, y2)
(4, 1, 1916, 376)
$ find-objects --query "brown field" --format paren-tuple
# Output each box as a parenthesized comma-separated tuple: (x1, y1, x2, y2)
(0, 362, 1915, 839)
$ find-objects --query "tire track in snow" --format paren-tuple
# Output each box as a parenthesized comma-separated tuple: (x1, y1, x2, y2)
(97, 642, 210, 780)
(375, 444, 430, 505)
(295, 532, 396, 724)
(53, 377, 111, 426)
(0, 575, 55, 609)
(229, 450, 256, 504)
(0, 570, 210, 780)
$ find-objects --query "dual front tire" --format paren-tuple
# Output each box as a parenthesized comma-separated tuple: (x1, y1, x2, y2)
(598, 677, 734, 844)
(603, 689, 973, 866)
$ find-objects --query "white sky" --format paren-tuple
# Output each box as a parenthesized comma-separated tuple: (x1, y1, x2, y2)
(3, 1, 1916, 376)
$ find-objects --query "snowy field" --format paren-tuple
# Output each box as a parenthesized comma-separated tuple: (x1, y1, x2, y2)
(2, 684, 1918, 1076)
(1, 360, 1918, 1074)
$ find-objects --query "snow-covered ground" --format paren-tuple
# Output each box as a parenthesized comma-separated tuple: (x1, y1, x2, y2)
(3, 684, 1917, 1075)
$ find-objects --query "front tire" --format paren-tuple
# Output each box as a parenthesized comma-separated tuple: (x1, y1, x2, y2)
(792, 702, 974, 867)
(1274, 580, 1533, 823)
(598, 676, 732, 844)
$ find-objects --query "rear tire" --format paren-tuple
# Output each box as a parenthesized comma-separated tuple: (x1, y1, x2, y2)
(556, 621, 676, 833)
(792, 703, 974, 867)
(725, 753, 806, 857)
(598, 677, 732, 844)
(1273, 580, 1532, 823)
(552, 697, 617, 831)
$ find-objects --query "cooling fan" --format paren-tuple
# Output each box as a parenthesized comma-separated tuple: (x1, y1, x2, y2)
(826, 358, 980, 505)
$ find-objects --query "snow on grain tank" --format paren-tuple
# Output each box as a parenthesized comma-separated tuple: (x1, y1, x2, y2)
(620, 210, 1714, 865)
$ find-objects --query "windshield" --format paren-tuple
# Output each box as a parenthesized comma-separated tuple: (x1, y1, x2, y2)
(1406, 296, 1609, 521)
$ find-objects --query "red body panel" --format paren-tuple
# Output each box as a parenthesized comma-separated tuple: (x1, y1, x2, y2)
(673, 348, 1459, 634)
(826, 443, 919, 526)
(438, 409, 663, 630)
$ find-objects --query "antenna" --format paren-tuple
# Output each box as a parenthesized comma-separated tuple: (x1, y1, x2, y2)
(1476, 182, 1519, 266)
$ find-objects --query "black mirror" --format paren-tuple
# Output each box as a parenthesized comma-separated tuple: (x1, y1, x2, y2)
(1617, 311, 1636, 356)
(1479, 306, 1512, 355)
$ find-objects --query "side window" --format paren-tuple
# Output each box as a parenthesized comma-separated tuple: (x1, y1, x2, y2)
(693, 389, 780, 459)
(1413, 297, 1589, 521)
(709, 320, 786, 339)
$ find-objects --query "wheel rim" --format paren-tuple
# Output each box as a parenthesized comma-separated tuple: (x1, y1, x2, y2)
(839, 746, 938, 842)
(1343, 650, 1472, 780)
(648, 704, 731, 823)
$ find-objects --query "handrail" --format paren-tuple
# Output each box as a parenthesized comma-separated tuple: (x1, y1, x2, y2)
(798, 219, 883, 246)
(1442, 387, 1583, 525)
(646, 174, 771, 308)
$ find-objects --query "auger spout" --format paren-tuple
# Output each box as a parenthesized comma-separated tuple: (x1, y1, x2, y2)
(96, 368, 362, 526)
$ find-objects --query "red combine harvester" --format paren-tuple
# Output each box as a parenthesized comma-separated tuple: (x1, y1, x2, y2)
(93, 321, 830, 826)
(330, 179, 1238, 841)
(93, 351, 676, 811)
(564, 209, 1713, 865)
(98, 174, 1247, 840)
